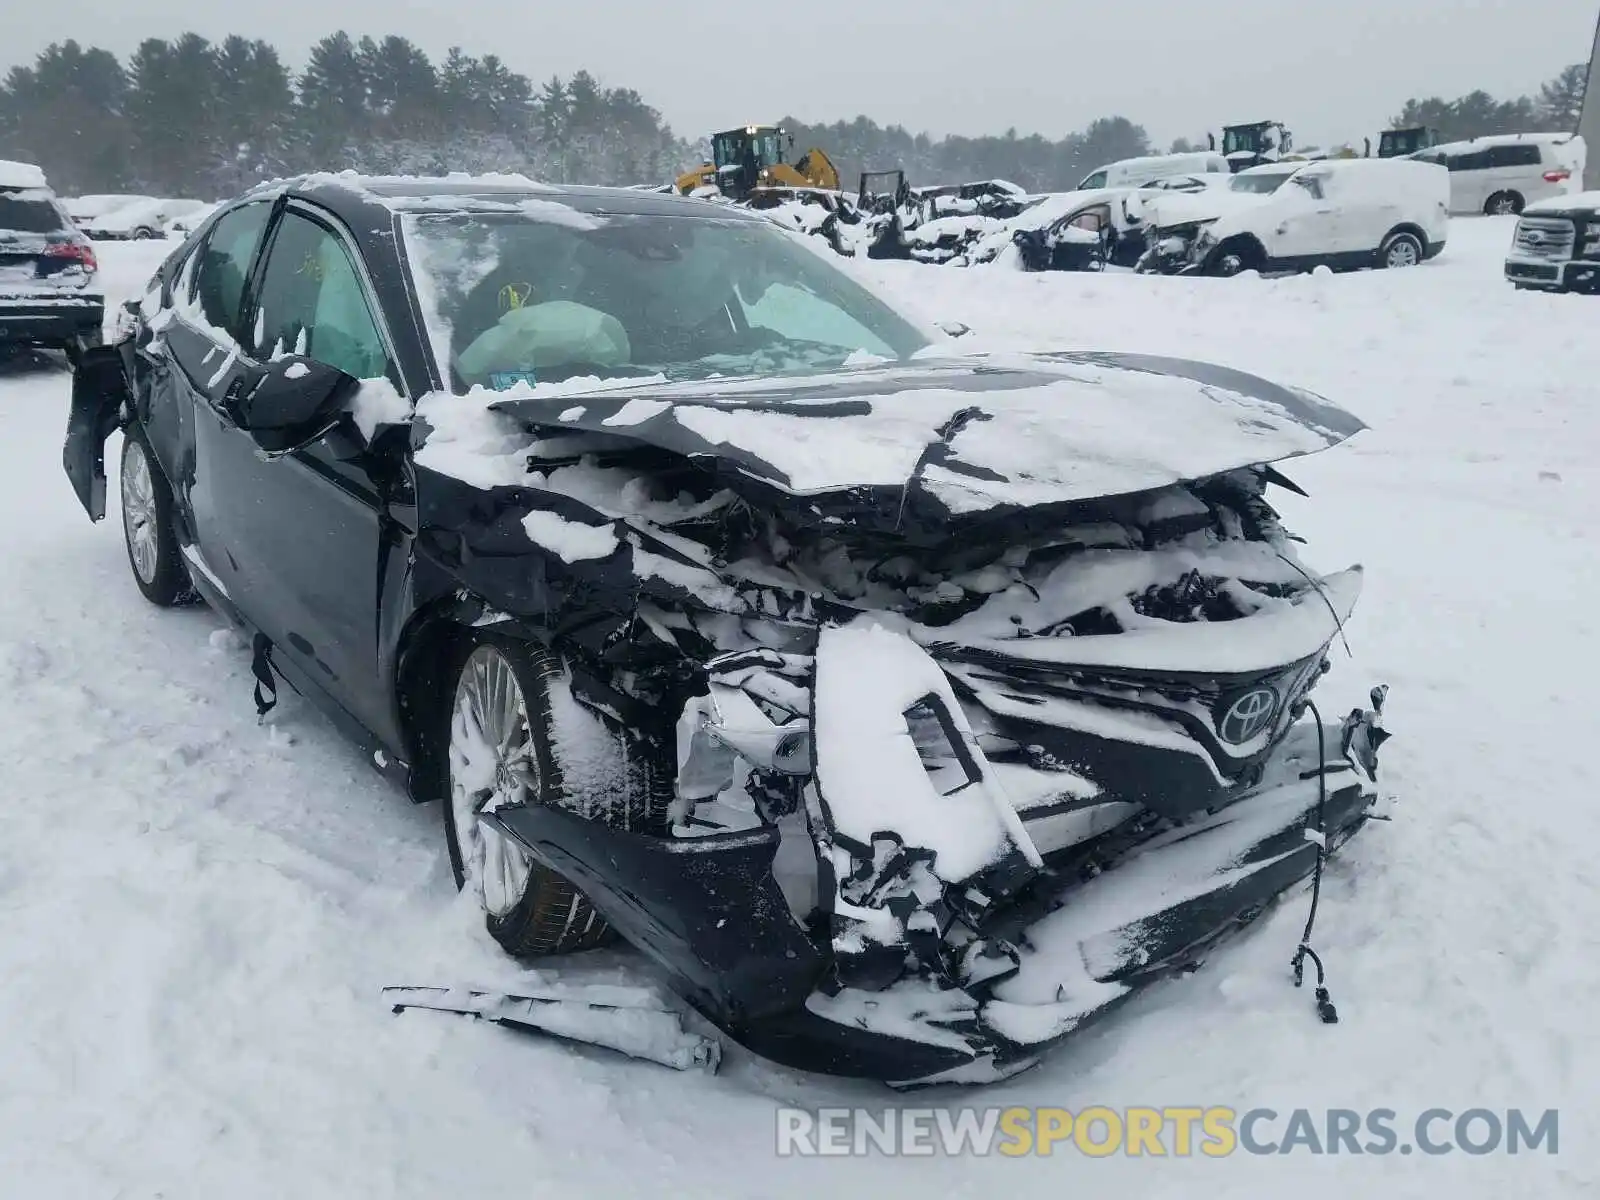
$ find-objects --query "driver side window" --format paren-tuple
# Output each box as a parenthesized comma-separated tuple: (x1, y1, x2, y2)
(249, 210, 392, 382)
(1069, 206, 1110, 232)
(1294, 175, 1327, 201)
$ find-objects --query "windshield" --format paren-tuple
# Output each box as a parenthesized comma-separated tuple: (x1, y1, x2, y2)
(713, 131, 782, 170)
(1229, 170, 1296, 194)
(1222, 128, 1266, 156)
(402, 209, 931, 392)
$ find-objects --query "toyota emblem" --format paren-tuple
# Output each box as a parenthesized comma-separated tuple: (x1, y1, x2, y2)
(1217, 686, 1278, 744)
(1527, 230, 1546, 245)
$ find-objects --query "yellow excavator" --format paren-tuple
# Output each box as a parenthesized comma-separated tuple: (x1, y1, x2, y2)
(675, 124, 841, 201)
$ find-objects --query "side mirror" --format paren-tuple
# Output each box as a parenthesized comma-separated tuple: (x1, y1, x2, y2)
(235, 354, 358, 455)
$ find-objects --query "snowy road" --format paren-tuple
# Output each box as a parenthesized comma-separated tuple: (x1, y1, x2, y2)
(1, 221, 1594, 1197)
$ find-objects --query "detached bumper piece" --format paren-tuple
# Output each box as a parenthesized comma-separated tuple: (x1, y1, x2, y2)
(488, 623, 1389, 1086)
(384, 985, 721, 1072)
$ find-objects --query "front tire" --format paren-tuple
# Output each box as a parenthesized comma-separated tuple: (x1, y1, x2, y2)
(443, 638, 611, 958)
(120, 425, 197, 607)
(1378, 230, 1424, 269)
(1204, 242, 1259, 277)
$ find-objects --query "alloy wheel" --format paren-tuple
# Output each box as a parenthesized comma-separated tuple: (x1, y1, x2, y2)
(448, 645, 539, 918)
(121, 438, 160, 585)
(1385, 238, 1420, 268)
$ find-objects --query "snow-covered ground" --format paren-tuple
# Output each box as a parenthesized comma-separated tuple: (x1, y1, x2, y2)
(2, 220, 1595, 1196)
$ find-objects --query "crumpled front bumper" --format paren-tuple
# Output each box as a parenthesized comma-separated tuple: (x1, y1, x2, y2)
(485, 623, 1389, 1086)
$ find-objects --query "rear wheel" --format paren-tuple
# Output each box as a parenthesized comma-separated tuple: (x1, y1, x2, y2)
(1484, 191, 1523, 216)
(120, 425, 197, 607)
(1378, 230, 1424, 269)
(443, 638, 614, 957)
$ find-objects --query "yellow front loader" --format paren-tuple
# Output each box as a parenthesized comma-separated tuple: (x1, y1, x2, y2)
(675, 124, 841, 201)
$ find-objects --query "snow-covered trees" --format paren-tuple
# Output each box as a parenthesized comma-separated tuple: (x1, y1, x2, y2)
(0, 31, 698, 197)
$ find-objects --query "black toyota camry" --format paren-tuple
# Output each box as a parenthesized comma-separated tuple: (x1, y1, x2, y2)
(64, 173, 1392, 1085)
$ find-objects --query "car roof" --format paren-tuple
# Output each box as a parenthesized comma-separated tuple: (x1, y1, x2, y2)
(1430, 132, 1575, 154)
(1237, 161, 1304, 175)
(253, 172, 763, 226)
(0, 159, 49, 190)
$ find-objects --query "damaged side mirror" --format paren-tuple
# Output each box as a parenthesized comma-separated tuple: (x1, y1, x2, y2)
(232, 354, 359, 456)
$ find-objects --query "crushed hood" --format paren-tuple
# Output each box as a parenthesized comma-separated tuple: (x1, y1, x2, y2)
(483, 351, 1363, 520)
(1142, 189, 1275, 229)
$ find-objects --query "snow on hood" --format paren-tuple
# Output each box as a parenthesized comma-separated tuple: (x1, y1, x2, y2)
(1526, 189, 1600, 215)
(1141, 187, 1274, 228)
(468, 352, 1365, 517)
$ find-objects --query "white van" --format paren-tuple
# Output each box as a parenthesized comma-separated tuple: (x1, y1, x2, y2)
(1076, 151, 1229, 192)
(1138, 157, 1450, 276)
(1412, 133, 1585, 215)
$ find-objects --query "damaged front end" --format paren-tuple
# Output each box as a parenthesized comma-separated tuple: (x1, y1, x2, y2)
(1136, 221, 1218, 275)
(422, 356, 1392, 1084)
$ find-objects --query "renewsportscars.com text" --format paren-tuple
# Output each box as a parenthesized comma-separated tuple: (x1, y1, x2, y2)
(775, 1106, 1559, 1158)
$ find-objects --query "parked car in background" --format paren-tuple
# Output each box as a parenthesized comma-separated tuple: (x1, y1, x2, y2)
(1412, 133, 1585, 215)
(1137, 157, 1449, 276)
(1504, 190, 1600, 293)
(166, 201, 221, 237)
(1137, 173, 1236, 196)
(958, 187, 1148, 270)
(1076, 151, 1229, 191)
(85, 197, 208, 240)
(62, 193, 154, 228)
(0, 159, 103, 355)
(911, 179, 1030, 221)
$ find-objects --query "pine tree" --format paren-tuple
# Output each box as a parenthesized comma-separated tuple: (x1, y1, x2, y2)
(1537, 64, 1587, 132)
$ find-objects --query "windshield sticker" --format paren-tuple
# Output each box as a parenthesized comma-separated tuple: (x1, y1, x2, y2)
(488, 370, 540, 390)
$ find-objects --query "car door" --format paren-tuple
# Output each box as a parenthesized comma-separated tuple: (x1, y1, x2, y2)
(1310, 169, 1381, 257)
(157, 197, 276, 597)
(1268, 172, 1341, 264)
(198, 202, 407, 742)
(1446, 149, 1488, 213)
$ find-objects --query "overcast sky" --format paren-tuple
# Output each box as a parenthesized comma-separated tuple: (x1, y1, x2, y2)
(8, 0, 1597, 150)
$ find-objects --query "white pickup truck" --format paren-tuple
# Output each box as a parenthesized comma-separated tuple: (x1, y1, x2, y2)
(1136, 157, 1450, 276)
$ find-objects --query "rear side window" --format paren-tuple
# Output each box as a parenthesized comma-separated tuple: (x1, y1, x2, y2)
(1487, 144, 1543, 168)
(190, 201, 271, 336)
(1447, 150, 1492, 172)
(0, 191, 68, 233)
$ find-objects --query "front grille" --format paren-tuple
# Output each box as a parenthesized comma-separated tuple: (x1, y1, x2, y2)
(1512, 216, 1576, 260)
